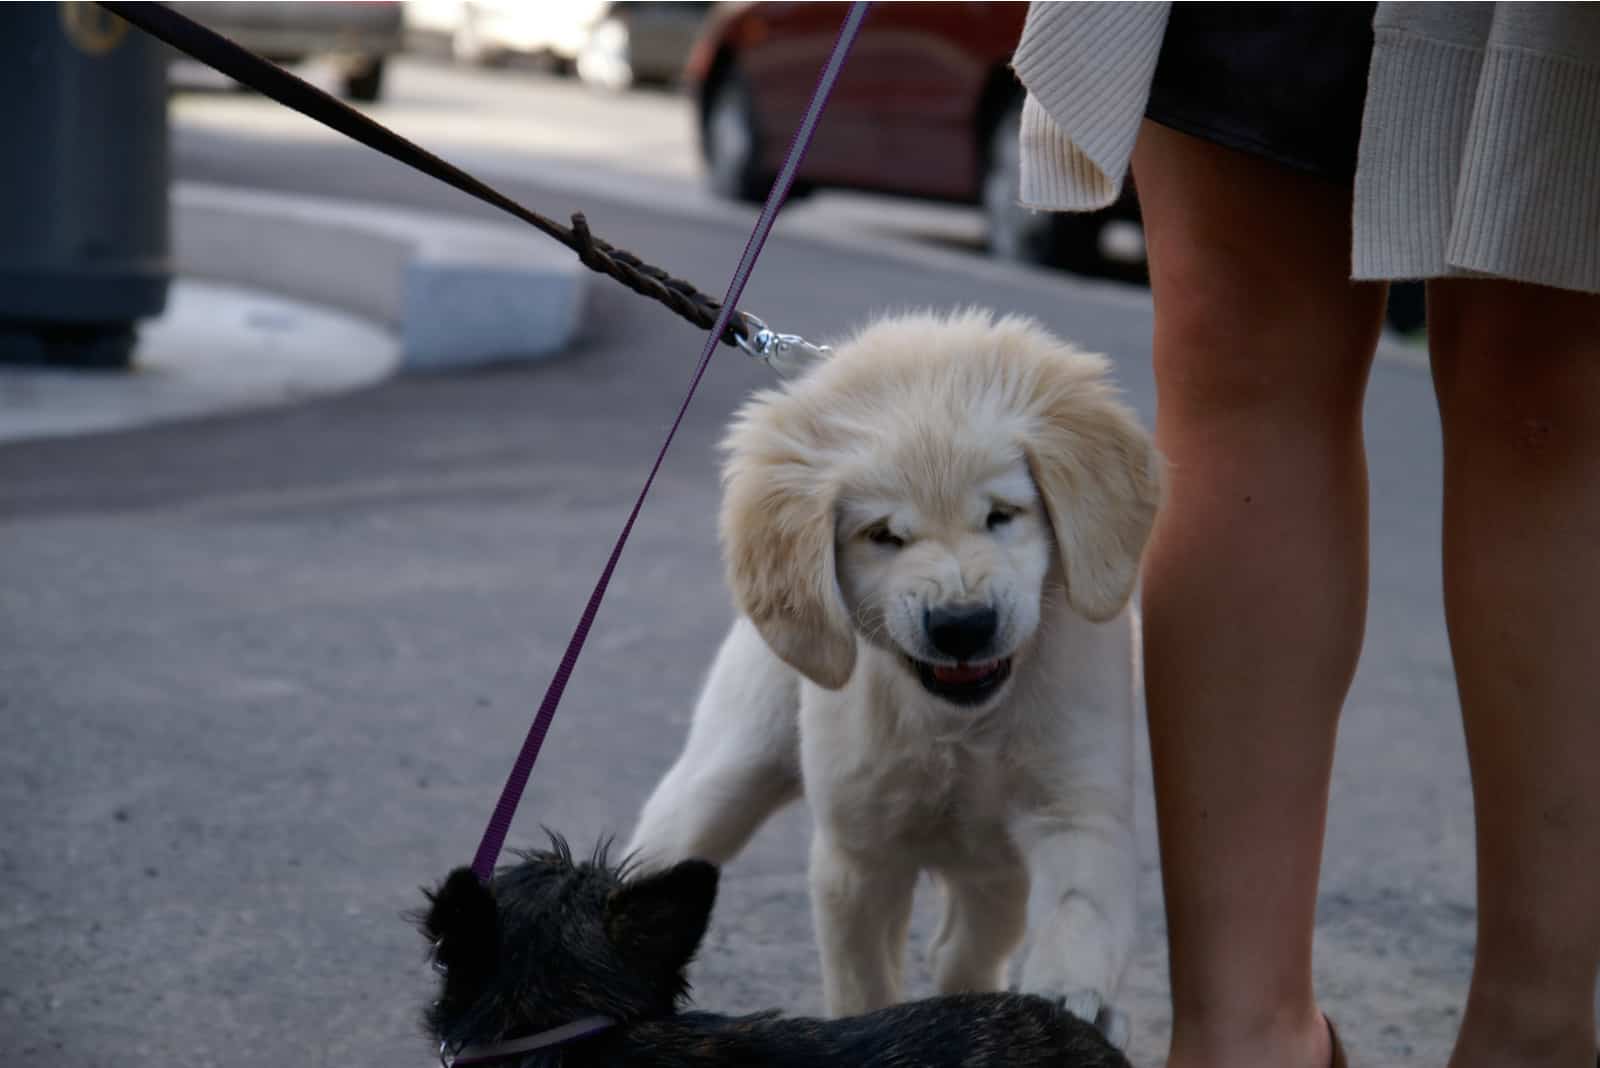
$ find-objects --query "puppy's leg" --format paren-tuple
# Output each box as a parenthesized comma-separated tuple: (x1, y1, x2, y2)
(882, 872, 917, 999)
(810, 834, 917, 1017)
(1014, 808, 1138, 1049)
(927, 863, 1030, 995)
(626, 618, 802, 869)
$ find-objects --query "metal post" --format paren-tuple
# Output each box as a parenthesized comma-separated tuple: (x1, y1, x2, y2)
(0, 2, 172, 368)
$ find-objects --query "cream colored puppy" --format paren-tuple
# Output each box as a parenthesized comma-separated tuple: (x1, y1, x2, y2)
(627, 309, 1162, 1047)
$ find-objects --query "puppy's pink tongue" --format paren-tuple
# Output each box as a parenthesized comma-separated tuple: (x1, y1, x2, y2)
(933, 662, 996, 684)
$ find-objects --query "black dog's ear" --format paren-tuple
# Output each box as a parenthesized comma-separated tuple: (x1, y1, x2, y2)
(604, 860, 719, 975)
(423, 867, 499, 979)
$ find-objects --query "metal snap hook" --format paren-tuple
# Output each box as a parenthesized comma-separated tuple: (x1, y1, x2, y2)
(734, 313, 830, 379)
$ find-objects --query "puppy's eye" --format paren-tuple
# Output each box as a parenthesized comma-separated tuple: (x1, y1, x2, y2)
(865, 523, 904, 548)
(986, 508, 1017, 530)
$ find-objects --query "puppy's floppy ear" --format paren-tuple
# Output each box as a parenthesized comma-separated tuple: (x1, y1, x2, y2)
(719, 398, 856, 688)
(422, 866, 499, 979)
(1023, 348, 1163, 621)
(605, 859, 719, 977)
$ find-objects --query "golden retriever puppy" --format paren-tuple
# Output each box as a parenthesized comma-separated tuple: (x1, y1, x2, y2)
(627, 309, 1162, 1048)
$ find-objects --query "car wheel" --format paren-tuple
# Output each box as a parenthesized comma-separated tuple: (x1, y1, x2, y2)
(1386, 280, 1426, 335)
(704, 67, 769, 204)
(341, 58, 385, 102)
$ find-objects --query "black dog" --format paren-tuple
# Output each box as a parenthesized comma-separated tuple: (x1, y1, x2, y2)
(419, 837, 1131, 1066)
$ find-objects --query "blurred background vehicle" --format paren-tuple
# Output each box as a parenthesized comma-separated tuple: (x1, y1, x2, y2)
(163, 0, 1422, 331)
(165, 1, 403, 101)
(684, 1, 1145, 280)
(576, 2, 714, 91)
(404, 0, 609, 69)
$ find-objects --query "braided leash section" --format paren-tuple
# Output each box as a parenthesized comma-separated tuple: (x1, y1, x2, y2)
(468, 1, 872, 884)
(569, 214, 741, 346)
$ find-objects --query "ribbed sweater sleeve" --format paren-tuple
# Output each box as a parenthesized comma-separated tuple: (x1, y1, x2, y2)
(1011, 2, 1171, 212)
(1354, 11, 1600, 292)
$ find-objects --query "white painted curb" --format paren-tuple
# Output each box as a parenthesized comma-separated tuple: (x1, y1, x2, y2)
(171, 182, 586, 371)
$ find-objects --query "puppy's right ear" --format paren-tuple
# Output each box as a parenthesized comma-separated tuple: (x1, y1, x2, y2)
(719, 399, 856, 689)
(605, 859, 720, 979)
(422, 867, 498, 980)
(720, 396, 857, 687)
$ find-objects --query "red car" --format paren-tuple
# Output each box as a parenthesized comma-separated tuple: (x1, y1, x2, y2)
(683, 1, 1142, 276)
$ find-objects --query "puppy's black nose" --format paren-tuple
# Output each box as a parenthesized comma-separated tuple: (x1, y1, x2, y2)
(926, 604, 998, 660)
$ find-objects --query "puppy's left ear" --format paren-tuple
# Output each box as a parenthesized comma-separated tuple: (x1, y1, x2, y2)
(1024, 351, 1163, 621)
(605, 859, 720, 976)
(422, 867, 499, 980)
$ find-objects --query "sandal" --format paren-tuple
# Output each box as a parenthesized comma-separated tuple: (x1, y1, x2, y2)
(1325, 1016, 1348, 1068)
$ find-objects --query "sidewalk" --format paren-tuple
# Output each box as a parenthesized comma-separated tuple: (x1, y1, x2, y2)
(0, 179, 588, 447)
(0, 280, 396, 445)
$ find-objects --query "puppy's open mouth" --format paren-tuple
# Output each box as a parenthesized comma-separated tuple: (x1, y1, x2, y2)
(910, 657, 1013, 705)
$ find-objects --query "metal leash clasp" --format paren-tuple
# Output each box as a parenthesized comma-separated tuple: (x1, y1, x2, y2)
(733, 314, 830, 379)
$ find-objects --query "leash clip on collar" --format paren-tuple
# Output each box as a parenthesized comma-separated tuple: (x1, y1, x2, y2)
(733, 313, 831, 379)
(440, 1015, 616, 1067)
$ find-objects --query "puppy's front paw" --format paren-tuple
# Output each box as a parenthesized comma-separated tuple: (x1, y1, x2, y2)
(1056, 989, 1130, 1051)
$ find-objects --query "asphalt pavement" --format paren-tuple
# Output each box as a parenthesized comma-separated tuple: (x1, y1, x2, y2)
(0, 60, 1530, 1068)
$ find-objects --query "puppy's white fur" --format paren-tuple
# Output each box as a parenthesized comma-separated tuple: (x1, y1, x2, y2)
(628, 309, 1162, 1042)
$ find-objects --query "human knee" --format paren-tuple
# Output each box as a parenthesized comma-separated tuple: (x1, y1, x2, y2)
(1149, 258, 1378, 429)
(1429, 280, 1600, 444)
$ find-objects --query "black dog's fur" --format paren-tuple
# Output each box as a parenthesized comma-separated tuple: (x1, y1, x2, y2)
(419, 836, 1131, 1067)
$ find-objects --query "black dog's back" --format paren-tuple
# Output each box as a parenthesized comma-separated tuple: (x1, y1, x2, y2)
(594, 995, 1129, 1067)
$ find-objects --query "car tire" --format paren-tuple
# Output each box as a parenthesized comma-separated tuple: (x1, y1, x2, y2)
(703, 66, 770, 204)
(1386, 280, 1426, 335)
(342, 58, 385, 102)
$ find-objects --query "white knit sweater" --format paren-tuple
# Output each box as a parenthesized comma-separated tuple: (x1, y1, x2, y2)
(1012, 2, 1600, 294)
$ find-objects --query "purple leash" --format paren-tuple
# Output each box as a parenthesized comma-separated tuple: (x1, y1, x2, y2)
(469, 2, 872, 884)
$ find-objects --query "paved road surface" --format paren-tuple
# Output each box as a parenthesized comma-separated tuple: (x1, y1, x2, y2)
(0, 57, 1538, 1068)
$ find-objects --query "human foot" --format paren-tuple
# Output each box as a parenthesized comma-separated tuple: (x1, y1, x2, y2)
(1164, 1010, 1335, 1068)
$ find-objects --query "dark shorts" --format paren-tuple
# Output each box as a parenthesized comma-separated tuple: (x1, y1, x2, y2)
(1144, 3, 1378, 183)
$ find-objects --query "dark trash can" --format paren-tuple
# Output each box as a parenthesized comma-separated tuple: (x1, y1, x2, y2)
(0, 2, 171, 368)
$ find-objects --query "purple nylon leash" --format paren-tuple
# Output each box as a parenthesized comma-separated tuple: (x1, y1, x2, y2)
(469, 2, 872, 884)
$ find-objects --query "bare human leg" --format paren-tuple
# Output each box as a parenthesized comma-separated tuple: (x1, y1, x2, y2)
(1429, 277, 1600, 1068)
(1131, 119, 1388, 1068)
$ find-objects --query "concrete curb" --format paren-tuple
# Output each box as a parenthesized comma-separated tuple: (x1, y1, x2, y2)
(0, 280, 400, 445)
(172, 181, 586, 371)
